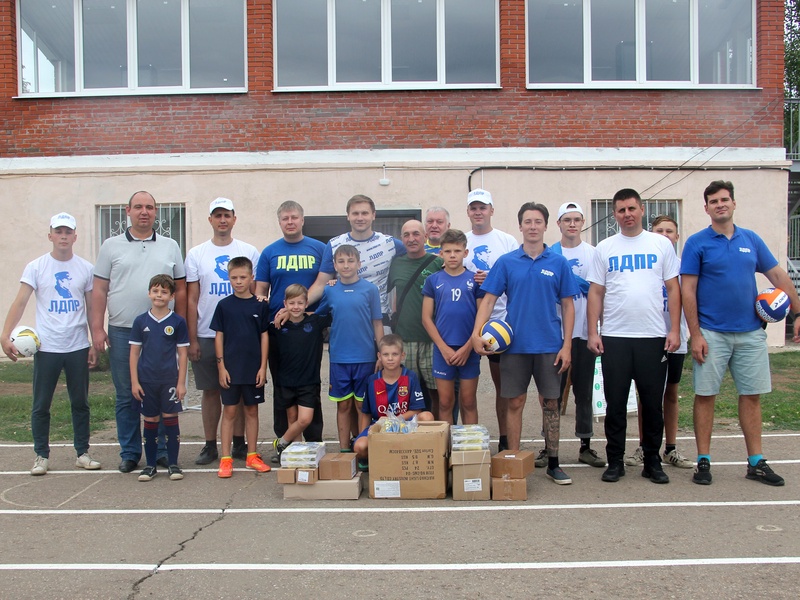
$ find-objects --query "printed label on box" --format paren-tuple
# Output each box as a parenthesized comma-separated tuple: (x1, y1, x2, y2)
(373, 481, 402, 498)
(297, 470, 310, 483)
(463, 478, 483, 492)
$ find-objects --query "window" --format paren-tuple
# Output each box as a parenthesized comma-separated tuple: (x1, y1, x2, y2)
(527, 0, 753, 88)
(590, 199, 680, 246)
(274, 0, 499, 91)
(97, 203, 186, 256)
(18, 0, 246, 97)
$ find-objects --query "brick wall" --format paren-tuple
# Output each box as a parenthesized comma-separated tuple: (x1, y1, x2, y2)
(0, 1, 785, 157)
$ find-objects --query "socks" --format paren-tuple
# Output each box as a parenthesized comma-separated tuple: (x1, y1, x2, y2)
(233, 435, 245, 448)
(698, 454, 711, 463)
(665, 444, 676, 455)
(748, 454, 763, 467)
(580, 438, 590, 453)
(498, 435, 508, 448)
(548, 456, 559, 470)
(143, 421, 159, 467)
(164, 416, 180, 465)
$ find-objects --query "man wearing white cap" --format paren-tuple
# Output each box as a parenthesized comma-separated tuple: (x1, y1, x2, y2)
(91, 191, 187, 473)
(185, 198, 260, 465)
(464, 188, 518, 451)
(2, 213, 101, 475)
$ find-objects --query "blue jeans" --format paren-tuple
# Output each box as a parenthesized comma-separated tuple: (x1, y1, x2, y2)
(32, 348, 90, 458)
(108, 326, 166, 462)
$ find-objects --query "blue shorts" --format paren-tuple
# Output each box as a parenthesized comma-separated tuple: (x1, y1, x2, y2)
(693, 327, 770, 396)
(432, 346, 481, 381)
(328, 362, 374, 402)
(220, 384, 266, 406)
(134, 382, 184, 418)
(355, 424, 373, 441)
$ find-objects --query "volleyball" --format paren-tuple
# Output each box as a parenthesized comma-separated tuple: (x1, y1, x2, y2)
(480, 319, 514, 353)
(755, 288, 791, 323)
(10, 326, 41, 357)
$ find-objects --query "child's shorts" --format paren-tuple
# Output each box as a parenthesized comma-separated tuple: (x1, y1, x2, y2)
(133, 382, 184, 417)
(275, 384, 321, 410)
(329, 362, 373, 402)
(221, 384, 266, 406)
(432, 346, 481, 381)
(355, 423, 373, 441)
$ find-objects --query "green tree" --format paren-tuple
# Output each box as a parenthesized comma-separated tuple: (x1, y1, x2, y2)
(787, 0, 800, 97)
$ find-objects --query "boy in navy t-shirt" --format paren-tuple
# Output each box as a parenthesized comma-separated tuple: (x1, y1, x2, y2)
(353, 335, 434, 464)
(316, 244, 384, 452)
(210, 256, 271, 478)
(422, 229, 484, 425)
(129, 275, 190, 482)
(270, 283, 331, 462)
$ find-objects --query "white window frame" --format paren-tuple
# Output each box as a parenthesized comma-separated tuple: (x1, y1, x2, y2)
(97, 203, 186, 256)
(526, 0, 756, 90)
(16, 0, 247, 98)
(273, 0, 501, 92)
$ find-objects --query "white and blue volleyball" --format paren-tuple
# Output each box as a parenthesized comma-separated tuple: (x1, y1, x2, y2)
(480, 319, 514, 353)
(755, 288, 791, 323)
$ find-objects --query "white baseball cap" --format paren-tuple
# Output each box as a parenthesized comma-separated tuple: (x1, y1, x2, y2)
(467, 188, 493, 206)
(209, 197, 235, 214)
(557, 202, 584, 220)
(50, 212, 77, 230)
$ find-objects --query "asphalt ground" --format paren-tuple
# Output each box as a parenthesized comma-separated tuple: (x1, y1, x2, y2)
(1, 358, 799, 599)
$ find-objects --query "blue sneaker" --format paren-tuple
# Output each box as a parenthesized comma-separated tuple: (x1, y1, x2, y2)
(546, 467, 572, 485)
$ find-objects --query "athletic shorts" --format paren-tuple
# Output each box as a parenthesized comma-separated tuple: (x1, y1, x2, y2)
(499, 353, 561, 399)
(134, 382, 184, 417)
(275, 384, 321, 411)
(433, 345, 481, 381)
(666, 352, 687, 385)
(190, 337, 219, 390)
(355, 424, 372, 441)
(220, 384, 266, 406)
(693, 327, 770, 396)
(487, 352, 501, 364)
(328, 362, 374, 402)
(404, 341, 436, 390)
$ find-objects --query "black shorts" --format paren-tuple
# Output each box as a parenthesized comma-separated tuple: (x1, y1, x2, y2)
(487, 353, 501, 365)
(666, 352, 687, 385)
(274, 384, 321, 411)
(221, 384, 266, 406)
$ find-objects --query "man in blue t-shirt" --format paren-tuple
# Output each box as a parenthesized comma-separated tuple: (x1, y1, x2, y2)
(472, 203, 577, 486)
(681, 180, 800, 487)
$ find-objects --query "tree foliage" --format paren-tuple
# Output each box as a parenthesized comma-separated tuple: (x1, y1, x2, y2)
(787, 0, 800, 97)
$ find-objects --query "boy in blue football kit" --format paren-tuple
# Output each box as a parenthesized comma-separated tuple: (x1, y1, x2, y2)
(316, 244, 384, 451)
(422, 229, 484, 424)
(129, 275, 190, 481)
(211, 256, 271, 478)
(270, 284, 332, 462)
(353, 335, 434, 462)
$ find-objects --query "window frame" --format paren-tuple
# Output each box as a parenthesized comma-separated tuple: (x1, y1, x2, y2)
(525, 0, 757, 90)
(272, 0, 501, 93)
(16, 0, 248, 99)
(97, 203, 187, 258)
(589, 198, 681, 248)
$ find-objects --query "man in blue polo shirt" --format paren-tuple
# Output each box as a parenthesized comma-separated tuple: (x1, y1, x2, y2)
(471, 202, 577, 485)
(681, 180, 800, 487)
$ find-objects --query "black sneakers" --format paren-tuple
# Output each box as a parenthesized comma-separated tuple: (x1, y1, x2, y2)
(195, 444, 218, 465)
(642, 463, 669, 484)
(692, 457, 712, 485)
(601, 462, 625, 482)
(231, 442, 248, 460)
(746, 459, 785, 487)
(138, 466, 157, 482)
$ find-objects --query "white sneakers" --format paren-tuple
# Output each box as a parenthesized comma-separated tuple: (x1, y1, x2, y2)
(76, 453, 102, 470)
(31, 456, 48, 476)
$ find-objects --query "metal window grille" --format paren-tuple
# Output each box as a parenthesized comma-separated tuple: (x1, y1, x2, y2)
(97, 203, 186, 257)
(589, 199, 680, 247)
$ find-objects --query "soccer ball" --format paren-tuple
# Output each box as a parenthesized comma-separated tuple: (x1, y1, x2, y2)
(755, 288, 791, 323)
(480, 319, 514, 353)
(11, 326, 41, 357)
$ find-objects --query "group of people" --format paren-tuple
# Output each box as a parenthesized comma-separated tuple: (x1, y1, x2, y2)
(2, 181, 798, 488)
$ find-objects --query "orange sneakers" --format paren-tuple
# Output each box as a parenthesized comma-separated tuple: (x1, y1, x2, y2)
(246, 452, 271, 473)
(217, 456, 233, 478)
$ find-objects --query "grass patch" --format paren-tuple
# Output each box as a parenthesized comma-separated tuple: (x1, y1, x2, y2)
(677, 350, 800, 430)
(0, 359, 116, 442)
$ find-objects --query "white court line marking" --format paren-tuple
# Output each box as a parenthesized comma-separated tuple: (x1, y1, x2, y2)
(1, 432, 798, 448)
(1, 556, 800, 572)
(0, 474, 107, 509)
(1, 499, 800, 516)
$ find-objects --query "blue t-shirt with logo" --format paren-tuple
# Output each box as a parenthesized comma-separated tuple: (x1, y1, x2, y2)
(256, 237, 326, 320)
(129, 310, 189, 384)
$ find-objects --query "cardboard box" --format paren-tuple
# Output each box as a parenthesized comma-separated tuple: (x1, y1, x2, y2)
(276, 468, 296, 484)
(450, 450, 491, 501)
(319, 453, 358, 480)
(368, 421, 449, 499)
(296, 468, 318, 485)
(491, 476, 528, 501)
(491, 450, 535, 479)
(282, 475, 362, 500)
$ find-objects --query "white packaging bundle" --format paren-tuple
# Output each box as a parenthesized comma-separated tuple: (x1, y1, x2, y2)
(280, 442, 327, 468)
(451, 424, 490, 451)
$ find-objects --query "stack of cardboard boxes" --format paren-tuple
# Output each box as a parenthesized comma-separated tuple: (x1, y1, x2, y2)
(490, 450, 535, 500)
(277, 442, 362, 500)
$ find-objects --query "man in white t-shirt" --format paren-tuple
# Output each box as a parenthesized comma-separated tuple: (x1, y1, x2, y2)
(185, 198, 260, 465)
(464, 188, 518, 451)
(587, 189, 681, 485)
(1, 213, 101, 476)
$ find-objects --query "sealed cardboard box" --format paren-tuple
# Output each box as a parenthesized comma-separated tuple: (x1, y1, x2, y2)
(319, 453, 358, 480)
(368, 421, 449, 499)
(276, 468, 296, 484)
(451, 450, 491, 501)
(491, 476, 528, 501)
(296, 468, 318, 485)
(491, 450, 535, 479)
(283, 475, 363, 500)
